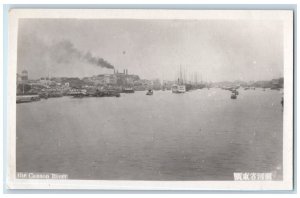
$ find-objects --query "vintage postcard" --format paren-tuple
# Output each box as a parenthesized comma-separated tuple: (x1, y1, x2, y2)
(6, 9, 294, 190)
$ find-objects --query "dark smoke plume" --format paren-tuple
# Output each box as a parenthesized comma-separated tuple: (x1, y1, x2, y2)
(83, 52, 114, 69)
(52, 40, 114, 69)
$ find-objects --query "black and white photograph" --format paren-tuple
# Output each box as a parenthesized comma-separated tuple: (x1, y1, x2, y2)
(7, 9, 294, 190)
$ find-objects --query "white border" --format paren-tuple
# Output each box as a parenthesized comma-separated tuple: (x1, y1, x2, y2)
(7, 9, 294, 190)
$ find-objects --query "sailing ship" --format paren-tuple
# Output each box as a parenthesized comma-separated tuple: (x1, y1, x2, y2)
(172, 84, 186, 93)
(172, 66, 186, 94)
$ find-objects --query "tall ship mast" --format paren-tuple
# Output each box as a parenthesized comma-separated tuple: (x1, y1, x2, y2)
(172, 65, 186, 93)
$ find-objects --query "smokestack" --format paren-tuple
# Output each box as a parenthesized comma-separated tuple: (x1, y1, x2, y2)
(114, 69, 115, 74)
(123, 69, 125, 74)
(126, 69, 128, 75)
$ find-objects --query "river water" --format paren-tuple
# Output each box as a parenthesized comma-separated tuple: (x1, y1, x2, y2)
(16, 88, 283, 180)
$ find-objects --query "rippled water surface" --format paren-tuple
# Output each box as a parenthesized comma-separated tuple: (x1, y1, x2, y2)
(16, 88, 283, 180)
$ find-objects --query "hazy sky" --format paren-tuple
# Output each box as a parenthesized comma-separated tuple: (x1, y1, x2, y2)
(17, 18, 283, 82)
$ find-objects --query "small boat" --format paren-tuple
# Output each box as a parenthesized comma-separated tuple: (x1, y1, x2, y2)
(232, 90, 239, 95)
(108, 90, 121, 97)
(16, 95, 41, 103)
(95, 90, 121, 97)
(73, 93, 85, 98)
(271, 87, 280, 91)
(122, 87, 135, 93)
(172, 84, 186, 93)
(231, 93, 237, 99)
(146, 90, 153, 95)
(39, 92, 48, 99)
(69, 89, 87, 98)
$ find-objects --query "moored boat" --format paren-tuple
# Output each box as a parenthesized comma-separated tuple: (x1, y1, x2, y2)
(146, 90, 153, 95)
(231, 93, 237, 99)
(94, 90, 121, 97)
(172, 65, 186, 94)
(172, 84, 186, 93)
(69, 89, 87, 97)
(16, 95, 40, 103)
(232, 89, 239, 95)
(122, 87, 135, 93)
